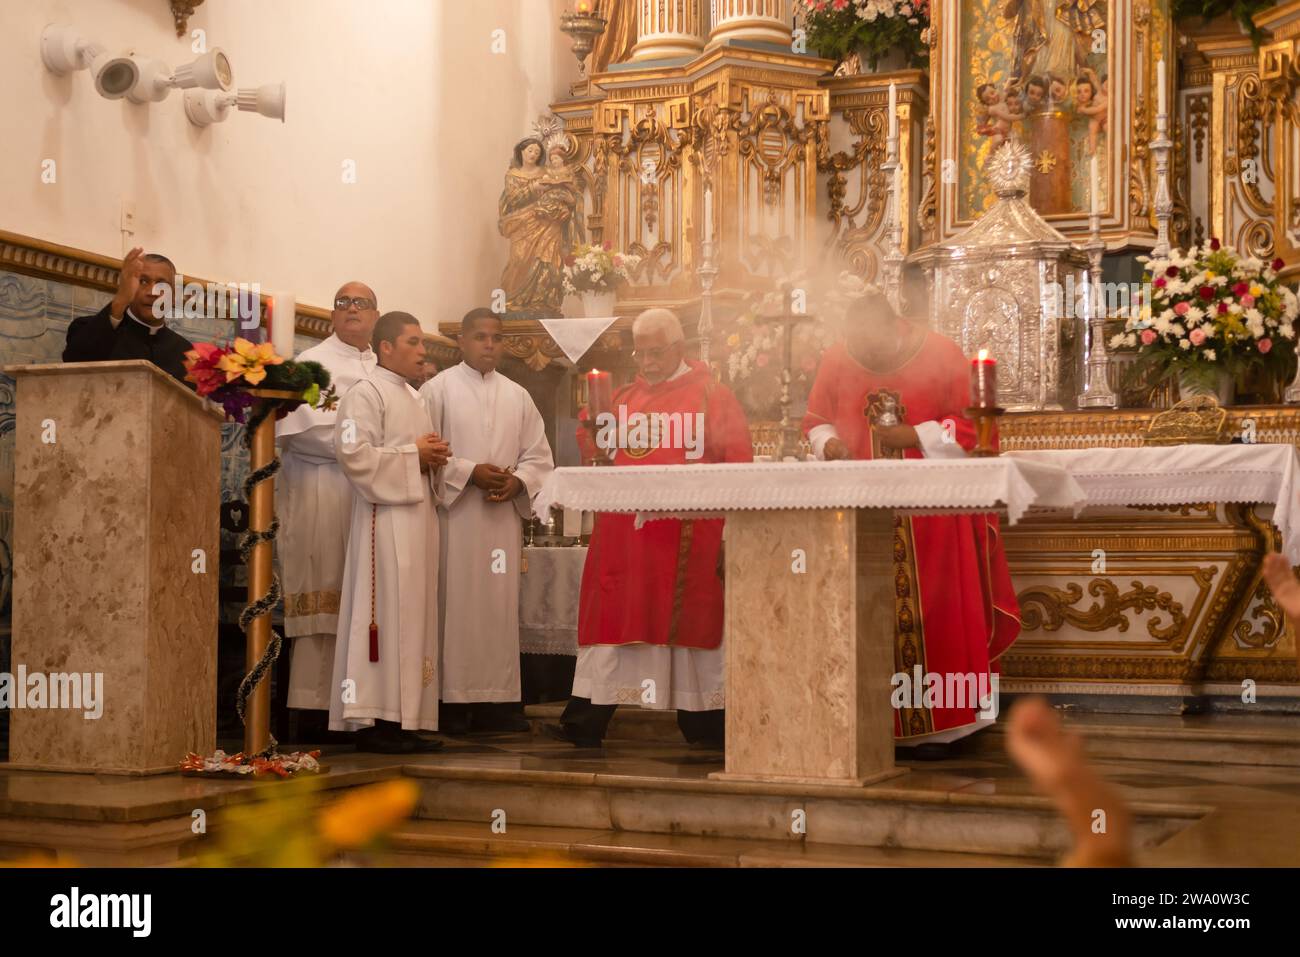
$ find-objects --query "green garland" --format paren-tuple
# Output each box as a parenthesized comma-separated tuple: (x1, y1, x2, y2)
(803, 7, 929, 70)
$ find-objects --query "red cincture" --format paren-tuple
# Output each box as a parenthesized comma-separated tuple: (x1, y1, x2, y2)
(369, 503, 379, 662)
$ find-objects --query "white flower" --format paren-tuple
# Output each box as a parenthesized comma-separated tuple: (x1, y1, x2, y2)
(1186, 305, 1204, 322)
(1126, 332, 1137, 347)
(1179, 338, 1192, 350)
(1204, 349, 1217, 361)
(1109, 332, 1127, 349)
(1170, 323, 1185, 336)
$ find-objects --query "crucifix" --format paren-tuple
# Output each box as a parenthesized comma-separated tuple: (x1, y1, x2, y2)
(756, 287, 817, 461)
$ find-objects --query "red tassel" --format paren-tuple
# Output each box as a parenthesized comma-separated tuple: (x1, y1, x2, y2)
(369, 622, 379, 662)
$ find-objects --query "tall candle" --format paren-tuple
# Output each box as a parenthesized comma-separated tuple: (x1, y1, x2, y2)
(1156, 58, 1167, 117)
(563, 508, 581, 538)
(893, 165, 902, 225)
(1089, 155, 1100, 216)
(271, 291, 296, 359)
(586, 368, 613, 419)
(970, 349, 998, 408)
(703, 187, 713, 244)
(888, 82, 899, 143)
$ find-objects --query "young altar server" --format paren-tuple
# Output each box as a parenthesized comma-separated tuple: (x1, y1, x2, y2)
(421, 308, 555, 733)
(330, 311, 450, 753)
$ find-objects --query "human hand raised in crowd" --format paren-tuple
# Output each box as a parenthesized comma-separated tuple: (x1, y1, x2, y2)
(823, 437, 850, 461)
(110, 247, 146, 320)
(417, 433, 450, 472)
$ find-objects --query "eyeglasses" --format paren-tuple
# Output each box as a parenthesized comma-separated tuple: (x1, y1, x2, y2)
(334, 296, 376, 311)
(631, 344, 679, 362)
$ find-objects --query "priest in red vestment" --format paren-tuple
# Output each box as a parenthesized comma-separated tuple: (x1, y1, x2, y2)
(802, 290, 1020, 759)
(547, 309, 752, 749)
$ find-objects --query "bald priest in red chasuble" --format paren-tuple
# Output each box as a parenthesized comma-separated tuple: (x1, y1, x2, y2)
(546, 309, 753, 750)
(801, 288, 1021, 760)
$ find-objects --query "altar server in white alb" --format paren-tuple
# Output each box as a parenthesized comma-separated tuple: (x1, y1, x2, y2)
(331, 311, 450, 753)
(275, 282, 379, 713)
(421, 308, 554, 733)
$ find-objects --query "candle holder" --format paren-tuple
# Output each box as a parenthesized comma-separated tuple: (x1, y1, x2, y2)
(963, 406, 1005, 457)
(697, 237, 718, 362)
(881, 129, 905, 316)
(1151, 107, 1173, 260)
(1077, 211, 1118, 408)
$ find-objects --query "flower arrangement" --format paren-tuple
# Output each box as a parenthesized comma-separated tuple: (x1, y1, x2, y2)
(185, 337, 335, 424)
(562, 242, 642, 295)
(794, 0, 930, 70)
(1109, 240, 1298, 396)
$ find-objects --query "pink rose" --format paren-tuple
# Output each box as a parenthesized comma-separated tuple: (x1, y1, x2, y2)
(1189, 328, 1206, 346)
(1174, 301, 1190, 316)
(1241, 294, 1255, 308)
(1140, 329, 1157, 345)
(1259, 338, 1273, 354)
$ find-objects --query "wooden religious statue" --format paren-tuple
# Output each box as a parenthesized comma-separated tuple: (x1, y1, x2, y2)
(498, 135, 585, 317)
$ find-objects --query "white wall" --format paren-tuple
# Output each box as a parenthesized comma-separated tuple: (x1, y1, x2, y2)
(0, 0, 575, 331)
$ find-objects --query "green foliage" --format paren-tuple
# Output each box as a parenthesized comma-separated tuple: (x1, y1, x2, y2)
(804, 7, 929, 69)
(1170, 0, 1277, 45)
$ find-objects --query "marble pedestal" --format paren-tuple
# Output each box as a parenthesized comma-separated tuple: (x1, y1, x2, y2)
(712, 509, 906, 787)
(5, 361, 223, 774)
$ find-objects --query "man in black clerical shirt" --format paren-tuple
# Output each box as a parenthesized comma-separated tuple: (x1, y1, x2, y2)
(63, 247, 195, 386)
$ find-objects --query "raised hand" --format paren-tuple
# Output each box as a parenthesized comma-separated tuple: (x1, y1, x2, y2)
(111, 247, 146, 319)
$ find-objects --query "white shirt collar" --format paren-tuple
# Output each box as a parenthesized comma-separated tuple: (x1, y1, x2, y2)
(667, 359, 691, 381)
(373, 364, 408, 387)
(459, 360, 495, 381)
(126, 308, 164, 336)
(328, 333, 376, 362)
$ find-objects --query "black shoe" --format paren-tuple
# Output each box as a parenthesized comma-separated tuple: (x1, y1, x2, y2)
(438, 704, 472, 735)
(895, 741, 954, 761)
(687, 738, 725, 751)
(402, 731, 445, 753)
(355, 725, 409, 754)
(542, 722, 602, 749)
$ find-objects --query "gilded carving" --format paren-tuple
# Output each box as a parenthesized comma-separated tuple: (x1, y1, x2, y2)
(1017, 576, 1204, 641)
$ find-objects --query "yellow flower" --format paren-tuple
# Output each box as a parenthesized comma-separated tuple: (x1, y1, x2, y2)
(727, 334, 740, 347)
(1204, 271, 1216, 281)
(318, 778, 419, 849)
(217, 337, 285, 385)
(1251, 284, 1263, 297)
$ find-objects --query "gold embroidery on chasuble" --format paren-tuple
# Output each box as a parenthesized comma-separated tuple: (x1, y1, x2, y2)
(285, 590, 341, 619)
(892, 516, 933, 737)
(667, 520, 696, 645)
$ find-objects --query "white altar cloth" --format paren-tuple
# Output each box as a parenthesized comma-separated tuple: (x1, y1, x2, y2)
(534, 458, 1085, 525)
(1008, 444, 1300, 562)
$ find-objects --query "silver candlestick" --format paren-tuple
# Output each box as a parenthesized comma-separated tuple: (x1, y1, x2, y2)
(1151, 105, 1173, 259)
(881, 129, 905, 315)
(1077, 210, 1118, 408)
(697, 236, 718, 362)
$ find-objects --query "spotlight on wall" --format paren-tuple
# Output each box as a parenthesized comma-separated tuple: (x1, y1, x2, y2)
(183, 82, 286, 127)
(125, 48, 234, 104)
(40, 24, 137, 99)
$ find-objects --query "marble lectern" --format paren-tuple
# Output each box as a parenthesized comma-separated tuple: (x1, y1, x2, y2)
(5, 361, 223, 774)
(536, 459, 1083, 787)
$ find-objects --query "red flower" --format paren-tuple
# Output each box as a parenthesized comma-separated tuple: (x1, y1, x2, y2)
(602, 241, 612, 251)
(1259, 338, 1274, 354)
(1154, 277, 1167, 288)
(1199, 286, 1216, 301)
(1210, 237, 1221, 251)
(1165, 265, 1179, 278)
(1273, 258, 1286, 271)
(832, 0, 849, 9)
(1217, 301, 1229, 315)
(184, 341, 228, 397)
(1233, 282, 1249, 296)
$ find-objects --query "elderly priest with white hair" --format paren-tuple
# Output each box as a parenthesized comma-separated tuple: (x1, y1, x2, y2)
(546, 308, 753, 750)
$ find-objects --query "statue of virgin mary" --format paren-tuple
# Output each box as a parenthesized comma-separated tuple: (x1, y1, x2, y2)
(498, 137, 585, 316)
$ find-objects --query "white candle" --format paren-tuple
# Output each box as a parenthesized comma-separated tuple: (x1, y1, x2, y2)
(703, 187, 713, 244)
(888, 82, 898, 141)
(1090, 155, 1100, 215)
(271, 291, 296, 358)
(893, 166, 902, 225)
(1156, 58, 1167, 117)
(581, 511, 593, 536)
(563, 508, 581, 538)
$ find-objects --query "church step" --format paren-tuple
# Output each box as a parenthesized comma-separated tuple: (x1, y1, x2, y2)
(403, 763, 1203, 861)
(525, 703, 681, 742)
(380, 819, 1033, 867)
(969, 713, 1300, 768)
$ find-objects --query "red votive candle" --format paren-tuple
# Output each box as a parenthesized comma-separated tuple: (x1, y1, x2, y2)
(970, 349, 997, 408)
(586, 369, 613, 419)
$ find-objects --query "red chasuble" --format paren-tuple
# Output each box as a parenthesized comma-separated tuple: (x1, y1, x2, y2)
(576, 361, 752, 649)
(802, 333, 1021, 742)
